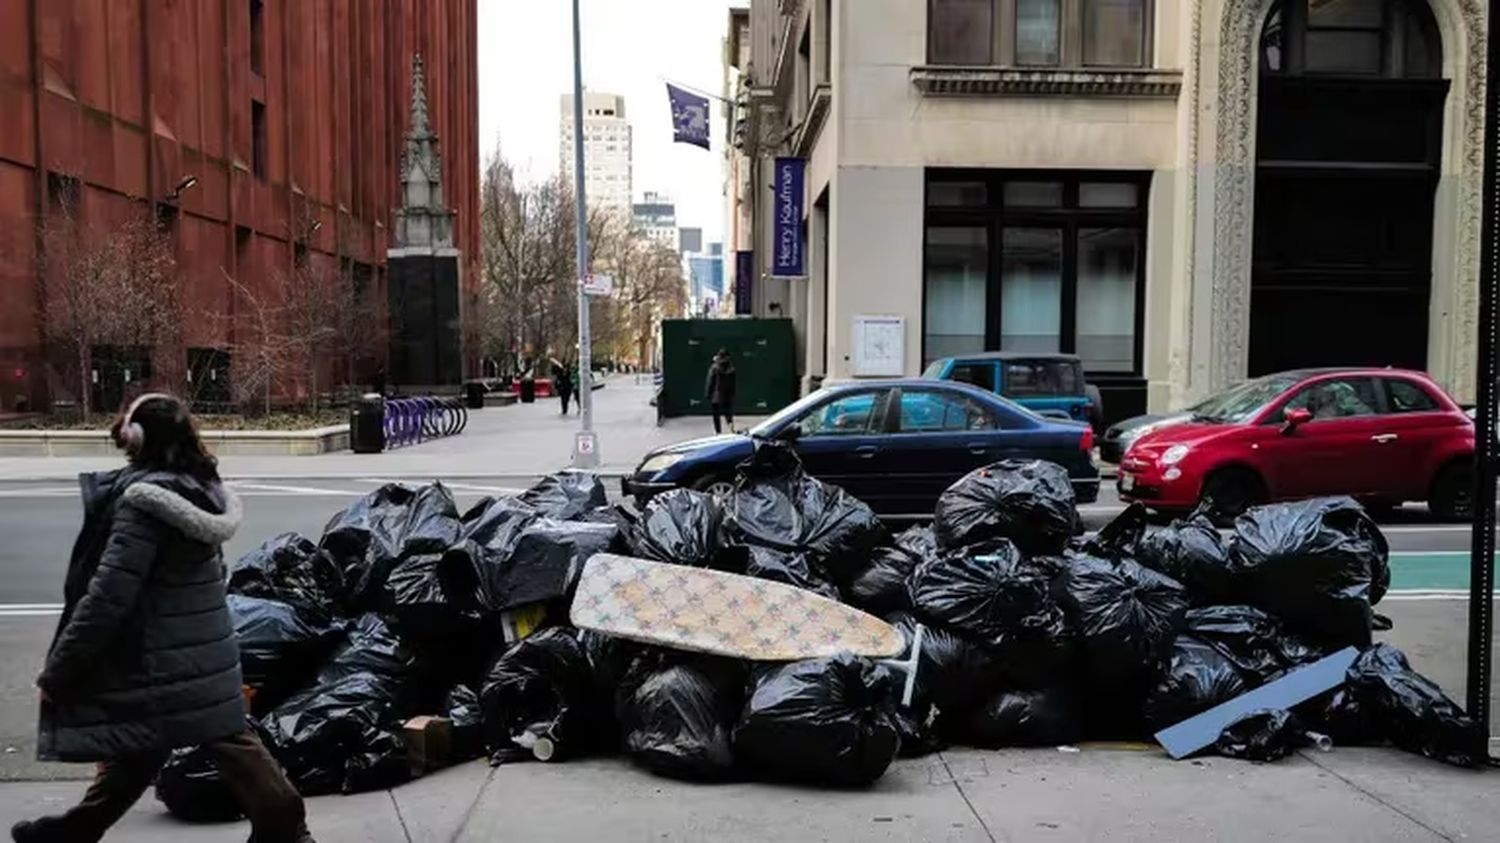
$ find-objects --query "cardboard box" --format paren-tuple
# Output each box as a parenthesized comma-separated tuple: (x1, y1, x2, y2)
(404, 715, 454, 776)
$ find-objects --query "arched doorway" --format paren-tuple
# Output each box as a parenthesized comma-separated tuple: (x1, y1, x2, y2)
(1248, 0, 1448, 375)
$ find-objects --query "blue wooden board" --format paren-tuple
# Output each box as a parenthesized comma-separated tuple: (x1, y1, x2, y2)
(1154, 647, 1359, 760)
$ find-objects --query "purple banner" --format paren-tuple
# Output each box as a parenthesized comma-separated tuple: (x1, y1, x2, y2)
(771, 157, 805, 277)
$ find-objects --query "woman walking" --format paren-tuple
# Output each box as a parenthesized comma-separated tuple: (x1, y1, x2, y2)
(13, 394, 312, 843)
(705, 349, 738, 434)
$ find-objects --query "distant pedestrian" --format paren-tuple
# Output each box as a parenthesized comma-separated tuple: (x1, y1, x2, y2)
(14, 393, 314, 843)
(705, 349, 737, 434)
(552, 357, 575, 415)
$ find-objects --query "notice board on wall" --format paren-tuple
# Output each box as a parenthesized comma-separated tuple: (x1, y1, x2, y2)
(852, 315, 904, 377)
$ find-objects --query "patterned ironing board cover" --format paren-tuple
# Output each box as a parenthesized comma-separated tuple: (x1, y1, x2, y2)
(570, 553, 905, 661)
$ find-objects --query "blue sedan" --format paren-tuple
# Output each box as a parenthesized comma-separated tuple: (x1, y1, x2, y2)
(623, 379, 1101, 518)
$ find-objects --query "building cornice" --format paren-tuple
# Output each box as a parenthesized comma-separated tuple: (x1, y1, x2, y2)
(910, 66, 1184, 99)
(792, 85, 831, 157)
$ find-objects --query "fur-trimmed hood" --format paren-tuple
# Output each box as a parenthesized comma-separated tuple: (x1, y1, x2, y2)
(121, 480, 243, 544)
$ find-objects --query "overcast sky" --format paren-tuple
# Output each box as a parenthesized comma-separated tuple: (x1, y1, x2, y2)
(477, 0, 739, 245)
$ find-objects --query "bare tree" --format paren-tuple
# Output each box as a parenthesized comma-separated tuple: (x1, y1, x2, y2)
(38, 193, 179, 415)
(590, 214, 689, 367)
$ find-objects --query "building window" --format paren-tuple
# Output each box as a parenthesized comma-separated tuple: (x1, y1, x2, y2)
(1261, 0, 1440, 78)
(928, 0, 1152, 68)
(251, 100, 267, 180)
(924, 171, 1149, 375)
(249, 0, 265, 76)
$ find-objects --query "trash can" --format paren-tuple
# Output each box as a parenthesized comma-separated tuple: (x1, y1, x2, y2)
(351, 394, 385, 454)
(465, 381, 486, 410)
(519, 377, 536, 404)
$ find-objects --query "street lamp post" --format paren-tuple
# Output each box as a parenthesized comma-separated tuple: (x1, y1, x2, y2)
(569, 0, 599, 468)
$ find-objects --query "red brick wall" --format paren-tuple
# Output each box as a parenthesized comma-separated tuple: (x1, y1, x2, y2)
(0, 0, 479, 411)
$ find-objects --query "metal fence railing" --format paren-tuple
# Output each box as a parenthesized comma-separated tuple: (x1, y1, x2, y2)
(382, 396, 468, 448)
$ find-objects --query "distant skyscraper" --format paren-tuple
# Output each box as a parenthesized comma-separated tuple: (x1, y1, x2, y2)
(560, 92, 632, 211)
(632, 191, 679, 252)
(678, 227, 703, 255)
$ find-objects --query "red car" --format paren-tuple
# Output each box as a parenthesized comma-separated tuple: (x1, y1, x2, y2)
(1118, 369, 1475, 521)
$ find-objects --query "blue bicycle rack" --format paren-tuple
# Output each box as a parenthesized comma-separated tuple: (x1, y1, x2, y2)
(381, 396, 469, 448)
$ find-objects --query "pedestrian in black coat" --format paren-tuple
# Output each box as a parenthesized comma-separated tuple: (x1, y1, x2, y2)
(14, 393, 313, 843)
(551, 357, 576, 415)
(705, 349, 738, 434)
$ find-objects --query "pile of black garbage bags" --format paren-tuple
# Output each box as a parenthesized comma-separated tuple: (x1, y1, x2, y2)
(158, 444, 1490, 821)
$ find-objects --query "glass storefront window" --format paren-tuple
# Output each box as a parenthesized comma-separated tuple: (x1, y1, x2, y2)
(1076, 227, 1139, 371)
(924, 227, 989, 362)
(1016, 0, 1062, 65)
(1001, 228, 1063, 353)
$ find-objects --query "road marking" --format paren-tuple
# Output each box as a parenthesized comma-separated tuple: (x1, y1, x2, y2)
(442, 483, 527, 495)
(229, 482, 360, 496)
(0, 604, 63, 617)
(1383, 590, 1494, 601)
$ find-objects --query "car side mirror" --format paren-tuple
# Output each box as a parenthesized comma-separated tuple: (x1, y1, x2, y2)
(1282, 407, 1313, 434)
(776, 425, 802, 442)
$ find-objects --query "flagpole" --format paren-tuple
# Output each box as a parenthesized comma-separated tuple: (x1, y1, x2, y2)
(570, 0, 598, 468)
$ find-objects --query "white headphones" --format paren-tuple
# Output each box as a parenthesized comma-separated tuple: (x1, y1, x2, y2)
(118, 392, 173, 451)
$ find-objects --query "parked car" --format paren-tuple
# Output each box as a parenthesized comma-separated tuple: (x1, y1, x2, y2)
(1100, 410, 1194, 464)
(624, 379, 1100, 517)
(922, 352, 1103, 429)
(1117, 368, 1475, 521)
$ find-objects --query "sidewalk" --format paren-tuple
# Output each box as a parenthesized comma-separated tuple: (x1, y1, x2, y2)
(0, 377, 744, 482)
(0, 746, 1492, 841)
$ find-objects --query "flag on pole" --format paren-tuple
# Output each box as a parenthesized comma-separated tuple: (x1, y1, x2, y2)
(666, 83, 710, 150)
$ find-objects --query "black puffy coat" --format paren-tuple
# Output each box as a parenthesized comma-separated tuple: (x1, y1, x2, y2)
(37, 468, 249, 762)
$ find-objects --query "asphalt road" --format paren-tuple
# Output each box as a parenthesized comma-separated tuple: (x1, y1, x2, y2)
(0, 477, 1493, 781)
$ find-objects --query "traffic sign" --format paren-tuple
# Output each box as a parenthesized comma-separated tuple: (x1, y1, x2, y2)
(582, 274, 614, 296)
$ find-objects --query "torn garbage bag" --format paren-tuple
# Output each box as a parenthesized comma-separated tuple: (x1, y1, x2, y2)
(935, 460, 1077, 555)
(724, 441, 888, 582)
(733, 653, 902, 787)
(1345, 644, 1490, 768)
(618, 657, 745, 780)
(518, 471, 608, 521)
(629, 488, 727, 569)
(1215, 709, 1310, 762)
(439, 519, 619, 613)
(1229, 497, 1390, 647)
(154, 746, 240, 823)
(945, 687, 1081, 748)
(258, 615, 411, 796)
(1056, 554, 1188, 690)
(908, 539, 1067, 650)
(228, 532, 344, 614)
(481, 627, 609, 764)
(228, 594, 342, 714)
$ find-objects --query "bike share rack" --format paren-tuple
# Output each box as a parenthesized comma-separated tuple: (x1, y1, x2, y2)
(382, 396, 469, 448)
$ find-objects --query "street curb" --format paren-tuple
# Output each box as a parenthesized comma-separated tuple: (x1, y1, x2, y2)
(0, 470, 633, 483)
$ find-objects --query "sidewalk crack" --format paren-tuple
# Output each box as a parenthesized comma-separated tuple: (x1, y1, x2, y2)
(937, 751, 1000, 843)
(447, 764, 499, 843)
(1299, 751, 1455, 842)
(389, 788, 413, 843)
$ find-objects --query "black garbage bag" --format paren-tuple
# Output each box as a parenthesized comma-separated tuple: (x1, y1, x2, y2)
(1228, 497, 1390, 647)
(618, 657, 746, 780)
(1055, 554, 1188, 690)
(1142, 636, 1249, 730)
(320, 484, 462, 613)
(886, 613, 1003, 712)
(740, 545, 841, 600)
(934, 460, 1077, 556)
(445, 684, 486, 763)
(630, 488, 727, 569)
(1136, 510, 1236, 603)
(154, 746, 240, 822)
(1182, 605, 1322, 685)
(1077, 503, 1150, 560)
(844, 544, 921, 615)
(909, 540, 1068, 649)
(440, 519, 619, 614)
(733, 653, 902, 787)
(460, 494, 539, 545)
(481, 627, 609, 764)
(724, 441, 888, 582)
(229, 594, 343, 715)
(228, 532, 344, 614)
(944, 687, 1081, 748)
(1215, 709, 1308, 762)
(895, 523, 939, 557)
(1345, 644, 1490, 767)
(518, 471, 608, 521)
(1298, 687, 1379, 746)
(259, 614, 411, 795)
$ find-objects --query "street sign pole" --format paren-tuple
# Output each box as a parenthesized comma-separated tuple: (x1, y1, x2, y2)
(1464, 0, 1499, 741)
(570, 0, 598, 468)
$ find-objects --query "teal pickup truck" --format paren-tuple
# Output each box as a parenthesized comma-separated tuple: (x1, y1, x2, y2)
(923, 351, 1103, 430)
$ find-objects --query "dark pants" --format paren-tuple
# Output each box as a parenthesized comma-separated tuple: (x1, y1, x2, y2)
(559, 388, 574, 414)
(712, 402, 734, 434)
(24, 730, 306, 843)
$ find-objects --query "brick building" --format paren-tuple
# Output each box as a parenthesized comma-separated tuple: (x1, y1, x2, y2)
(0, 0, 479, 412)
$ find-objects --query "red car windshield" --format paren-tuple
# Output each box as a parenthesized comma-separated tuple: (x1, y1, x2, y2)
(1190, 374, 1302, 424)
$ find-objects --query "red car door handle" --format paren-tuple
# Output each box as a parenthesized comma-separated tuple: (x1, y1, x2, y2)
(1371, 433, 1399, 444)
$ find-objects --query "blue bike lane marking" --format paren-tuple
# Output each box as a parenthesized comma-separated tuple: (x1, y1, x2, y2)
(1387, 552, 1498, 593)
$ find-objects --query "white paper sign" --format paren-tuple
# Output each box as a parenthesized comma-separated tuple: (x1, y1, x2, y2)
(852, 315, 904, 377)
(582, 274, 614, 296)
